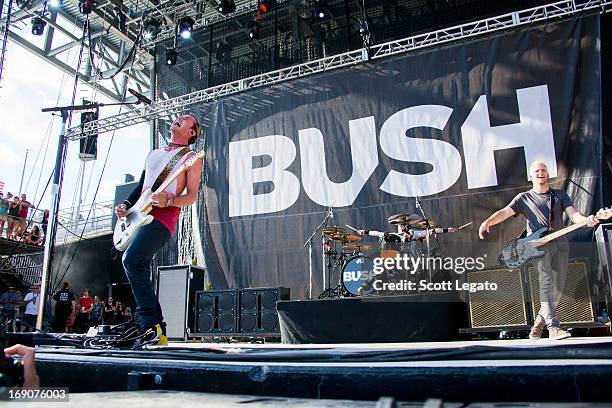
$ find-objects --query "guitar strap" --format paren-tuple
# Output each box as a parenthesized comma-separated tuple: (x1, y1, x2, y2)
(151, 147, 191, 192)
(549, 189, 556, 232)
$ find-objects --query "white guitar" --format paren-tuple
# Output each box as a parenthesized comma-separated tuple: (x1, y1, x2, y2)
(113, 151, 205, 251)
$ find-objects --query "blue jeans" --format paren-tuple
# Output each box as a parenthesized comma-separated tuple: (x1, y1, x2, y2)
(122, 219, 170, 330)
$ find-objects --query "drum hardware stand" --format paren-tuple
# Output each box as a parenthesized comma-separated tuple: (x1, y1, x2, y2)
(415, 196, 434, 282)
(304, 207, 333, 299)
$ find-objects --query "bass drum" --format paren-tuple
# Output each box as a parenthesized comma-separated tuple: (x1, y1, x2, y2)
(341, 256, 374, 296)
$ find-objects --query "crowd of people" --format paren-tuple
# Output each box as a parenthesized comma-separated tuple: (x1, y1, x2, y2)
(0, 191, 49, 245)
(0, 282, 133, 334)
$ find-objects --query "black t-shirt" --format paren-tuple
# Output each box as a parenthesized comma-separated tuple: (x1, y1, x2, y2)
(8, 203, 20, 217)
(508, 188, 573, 239)
(53, 289, 75, 309)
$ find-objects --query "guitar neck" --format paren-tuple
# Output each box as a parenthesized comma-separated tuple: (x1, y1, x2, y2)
(534, 220, 588, 245)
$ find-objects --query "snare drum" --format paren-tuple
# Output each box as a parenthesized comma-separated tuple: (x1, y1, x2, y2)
(341, 256, 374, 296)
(379, 233, 402, 259)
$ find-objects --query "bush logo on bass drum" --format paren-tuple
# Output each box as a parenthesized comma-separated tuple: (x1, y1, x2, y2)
(342, 256, 374, 296)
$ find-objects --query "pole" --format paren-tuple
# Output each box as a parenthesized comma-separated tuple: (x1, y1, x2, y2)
(18, 149, 28, 196)
(36, 111, 68, 330)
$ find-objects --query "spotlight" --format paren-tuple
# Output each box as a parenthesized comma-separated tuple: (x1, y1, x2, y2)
(313, 1, 329, 19)
(177, 16, 195, 40)
(48, 0, 61, 8)
(247, 20, 259, 39)
(31, 16, 46, 36)
(217, 0, 236, 15)
(258, 0, 275, 13)
(166, 48, 178, 66)
(79, 0, 98, 14)
(143, 18, 161, 40)
(79, 0, 95, 14)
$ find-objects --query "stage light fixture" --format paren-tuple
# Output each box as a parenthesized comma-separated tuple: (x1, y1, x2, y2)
(114, 6, 127, 32)
(313, 1, 329, 19)
(247, 21, 259, 39)
(177, 16, 195, 40)
(48, 0, 61, 8)
(258, 0, 276, 13)
(31, 16, 46, 36)
(79, 0, 95, 14)
(166, 48, 178, 66)
(143, 18, 161, 40)
(217, 0, 236, 15)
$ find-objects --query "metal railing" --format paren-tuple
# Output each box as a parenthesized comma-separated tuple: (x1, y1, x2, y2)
(55, 200, 114, 243)
(0, 253, 43, 285)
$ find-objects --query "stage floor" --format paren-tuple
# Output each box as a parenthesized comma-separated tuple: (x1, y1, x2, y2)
(163, 336, 612, 351)
(31, 334, 612, 402)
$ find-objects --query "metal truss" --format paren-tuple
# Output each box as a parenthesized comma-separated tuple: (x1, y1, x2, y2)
(371, 0, 612, 60)
(67, 0, 612, 140)
(139, 0, 292, 49)
(0, 0, 152, 101)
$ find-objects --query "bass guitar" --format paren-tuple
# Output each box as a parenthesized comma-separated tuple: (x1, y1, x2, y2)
(113, 151, 205, 251)
(499, 207, 611, 269)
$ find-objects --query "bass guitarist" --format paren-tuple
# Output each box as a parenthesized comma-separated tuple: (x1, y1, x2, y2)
(478, 160, 598, 340)
(114, 114, 204, 346)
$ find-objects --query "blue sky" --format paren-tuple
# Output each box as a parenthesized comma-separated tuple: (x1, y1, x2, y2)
(0, 41, 150, 216)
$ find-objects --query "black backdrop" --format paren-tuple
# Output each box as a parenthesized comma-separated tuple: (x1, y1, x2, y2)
(184, 16, 602, 300)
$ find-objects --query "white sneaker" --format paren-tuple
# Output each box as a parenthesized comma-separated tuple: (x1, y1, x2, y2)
(548, 326, 571, 340)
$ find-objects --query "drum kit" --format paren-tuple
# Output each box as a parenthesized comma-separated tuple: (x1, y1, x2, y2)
(317, 213, 444, 299)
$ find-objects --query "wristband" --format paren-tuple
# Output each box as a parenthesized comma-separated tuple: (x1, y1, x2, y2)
(364, 230, 369, 235)
(443, 228, 449, 233)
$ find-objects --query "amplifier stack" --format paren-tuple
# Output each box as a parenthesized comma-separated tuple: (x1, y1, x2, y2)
(195, 287, 290, 337)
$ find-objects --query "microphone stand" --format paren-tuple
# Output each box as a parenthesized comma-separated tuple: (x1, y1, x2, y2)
(415, 196, 433, 282)
(36, 99, 143, 331)
(304, 207, 333, 299)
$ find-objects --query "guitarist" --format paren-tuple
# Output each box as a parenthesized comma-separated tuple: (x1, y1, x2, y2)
(114, 114, 204, 346)
(478, 160, 598, 340)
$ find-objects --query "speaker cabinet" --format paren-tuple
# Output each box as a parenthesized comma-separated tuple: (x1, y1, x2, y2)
(195, 289, 238, 333)
(467, 267, 528, 328)
(79, 111, 98, 161)
(238, 287, 290, 333)
(156, 265, 205, 340)
(528, 258, 594, 324)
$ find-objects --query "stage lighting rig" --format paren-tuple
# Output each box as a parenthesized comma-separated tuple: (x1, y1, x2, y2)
(247, 20, 259, 39)
(114, 6, 127, 32)
(177, 16, 195, 40)
(48, 0, 60, 8)
(31, 16, 46, 35)
(312, 0, 329, 19)
(218, 0, 236, 15)
(143, 18, 161, 40)
(259, 0, 276, 13)
(79, 0, 95, 14)
(166, 48, 178, 65)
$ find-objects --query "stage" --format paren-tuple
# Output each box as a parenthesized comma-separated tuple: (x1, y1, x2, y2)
(31, 336, 612, 403)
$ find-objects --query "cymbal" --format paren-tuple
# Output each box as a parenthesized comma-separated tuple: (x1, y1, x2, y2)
(323, 226, 351, 236)
(388, 213, 423, 225)
(411, 219, 438, 229)
(329, 233, 362, 243)
(342, 244, 372, 252)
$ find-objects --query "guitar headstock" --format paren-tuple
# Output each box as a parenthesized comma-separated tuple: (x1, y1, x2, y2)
(596, 207, 612, 221)
(184, 151, 205, 168)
